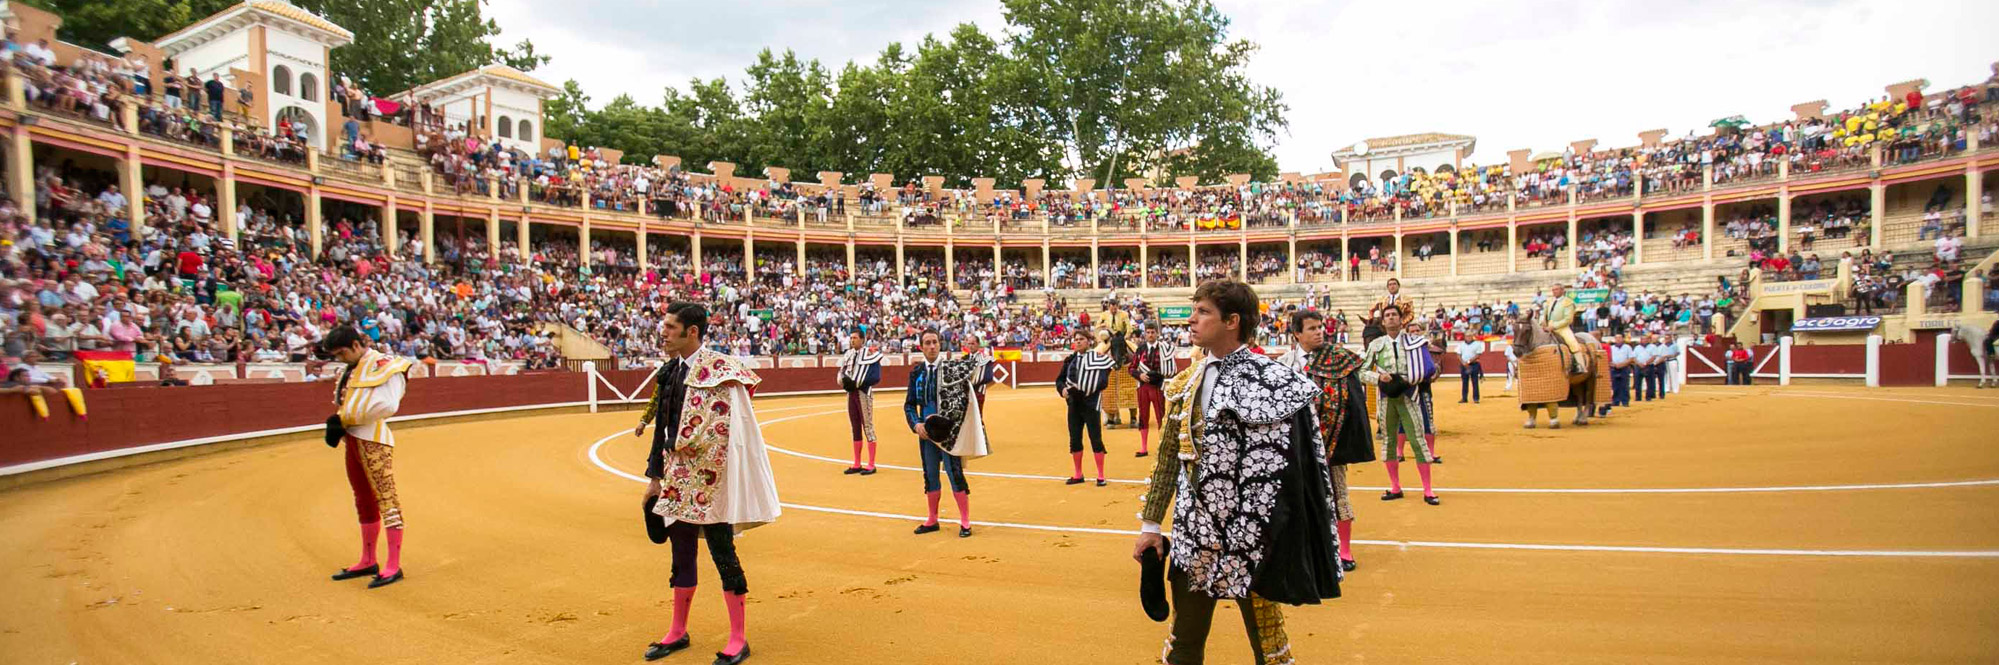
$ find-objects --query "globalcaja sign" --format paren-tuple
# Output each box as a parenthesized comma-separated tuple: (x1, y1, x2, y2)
(1790, 315, 1881, 332)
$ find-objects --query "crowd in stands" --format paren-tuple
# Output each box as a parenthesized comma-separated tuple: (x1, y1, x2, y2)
(6, 39, 1999, 390)
(2, 164, 568, 385)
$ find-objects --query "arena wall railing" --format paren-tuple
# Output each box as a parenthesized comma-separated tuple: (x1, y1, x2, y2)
(0, 360, 1067, 487)
(5, 333, 1979, 486)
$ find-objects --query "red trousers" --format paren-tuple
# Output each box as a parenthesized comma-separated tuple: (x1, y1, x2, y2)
(1136, 384, 1166, 430)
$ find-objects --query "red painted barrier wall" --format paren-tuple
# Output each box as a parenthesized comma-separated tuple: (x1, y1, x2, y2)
(1880, 337, 1931, 386)
(1790, 343, 1865, 375)
(0, 361, 1070, 471)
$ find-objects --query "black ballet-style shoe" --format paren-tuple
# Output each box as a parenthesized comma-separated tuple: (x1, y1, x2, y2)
(842, 466, 863, 475)
(1065, 477, 1086, 485)
(330, 564, 378, 581)
(711, 645, 750, 665)
(1431, 456, 1444, 464)
(913, 523, 941, 535)
(1134, 451, 1149, 458)
(1424, 495, 1441, 506)
(1096, 479, 1108, 487)
(1380, 491, 1405, 501)
(859, 468, 877, 476)
(645, 635, 691, 661)
(367, 570, 405, 588)
(958, 527, 973, 538)
(1340, 558, 1358, 573)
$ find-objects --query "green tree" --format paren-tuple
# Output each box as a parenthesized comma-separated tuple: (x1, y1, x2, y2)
(291, 0, 548, 96)
(16, 0, 233, 52)
(540, 80, 592, 147)
(998, 0, 1286, 185)
(741, 49, 835, 176)
(26, 0, 548, 98)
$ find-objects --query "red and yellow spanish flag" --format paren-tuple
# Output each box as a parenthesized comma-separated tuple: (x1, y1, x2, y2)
(994, 348, 1023, 362)
(74, 350, 137, 385)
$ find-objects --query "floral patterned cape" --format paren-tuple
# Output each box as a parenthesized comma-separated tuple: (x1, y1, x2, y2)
(1304, 345, 1377, 466)
(1168, 347, 1341, 602)
(651, 348, 782, 530)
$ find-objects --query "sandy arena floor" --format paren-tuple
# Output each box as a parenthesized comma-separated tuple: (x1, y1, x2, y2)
(3, 382, 1998, 663)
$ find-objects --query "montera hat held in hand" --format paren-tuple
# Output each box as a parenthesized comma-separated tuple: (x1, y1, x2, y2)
(1140, 535, 1171, 622)
(643, 494, 670, 545)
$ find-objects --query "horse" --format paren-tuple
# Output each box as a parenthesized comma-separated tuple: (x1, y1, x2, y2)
(1948, 315, 1998, 388)
(1510, 317, 1607, 429)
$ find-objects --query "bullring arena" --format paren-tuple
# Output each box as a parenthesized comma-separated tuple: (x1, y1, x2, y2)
(4, 0, 1999, 662)
(5, 377, 1999, 663)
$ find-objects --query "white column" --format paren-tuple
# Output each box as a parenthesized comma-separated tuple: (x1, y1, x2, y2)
(1935, 333, 1954, 387)
(1778, 335, 1793, 386)
(1865, 335, 1883, 388)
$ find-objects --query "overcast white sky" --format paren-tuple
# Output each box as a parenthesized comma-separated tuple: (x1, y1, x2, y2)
(489, 0, 1997, 174)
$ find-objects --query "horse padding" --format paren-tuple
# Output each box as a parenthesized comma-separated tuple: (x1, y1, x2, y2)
(1590, 347, 1612, 407)
(1518, 347, 1570, 405)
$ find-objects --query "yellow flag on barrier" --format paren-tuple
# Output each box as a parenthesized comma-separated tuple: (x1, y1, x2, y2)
(74, 350, 136, 384)
(994, 348, 1023, 362)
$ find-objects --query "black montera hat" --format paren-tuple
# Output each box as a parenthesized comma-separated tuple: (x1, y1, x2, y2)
(1140, 535, 1171, 622)
(643, 495, 670, 545)
(923, 414, 956, 450)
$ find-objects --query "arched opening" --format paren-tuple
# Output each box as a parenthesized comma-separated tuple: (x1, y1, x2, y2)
(1409, 166, 1428, 176)
(1434, 164, 1457, 175)
(272, 65, 292, 96)
(299, 72, 318, 101)
(1378, 169, 1399, 181)
(276, 106, 317, 143)
(497, 116, 512, 139)
(1349, 173, 1369, 189)
(517, 120, 533, 142)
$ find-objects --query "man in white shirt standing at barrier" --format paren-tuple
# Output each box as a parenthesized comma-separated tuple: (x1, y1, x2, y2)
(1454, 335, 1486, 404)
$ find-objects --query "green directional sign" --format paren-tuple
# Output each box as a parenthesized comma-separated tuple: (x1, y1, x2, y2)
(751, 309, 775, 321)
(1158, 305, 1194, 323)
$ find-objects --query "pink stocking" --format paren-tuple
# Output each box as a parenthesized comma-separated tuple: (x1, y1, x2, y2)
(382, 527, 404, 576)
(1424, 433, 1438, 460)
(662, 586, 696, 643)
(1384, 460, 1403, 493)
(1336, 519, 1353, 561)
(1417, 463, 1435, 498)
(952, 491, 971, 529)
(865, 440, 877, 470)
(850, 440, 863, 468)
(1139, 428, 1151, 454)
(1092, 452, 1106, 480)
(923, 491, 941, 526)
(350, 520, 380, 571)
(1070, 452, 1083, 479)
(722, 591, 748, 656)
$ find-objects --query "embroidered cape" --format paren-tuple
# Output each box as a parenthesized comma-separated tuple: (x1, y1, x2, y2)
(651, 347, 783, 530)
(931, 351, 993, 458)
(1164, 346, 1342, 603)
(838, 348, 883, 392)
(334, 349, 416, 446)
(1304, 345, 1377, 466)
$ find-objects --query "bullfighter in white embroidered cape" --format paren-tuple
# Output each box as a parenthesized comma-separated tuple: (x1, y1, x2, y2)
(633, 302, 780, 664)
(321, 326, 417, 590)
(1134, 280, 1342, 665)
